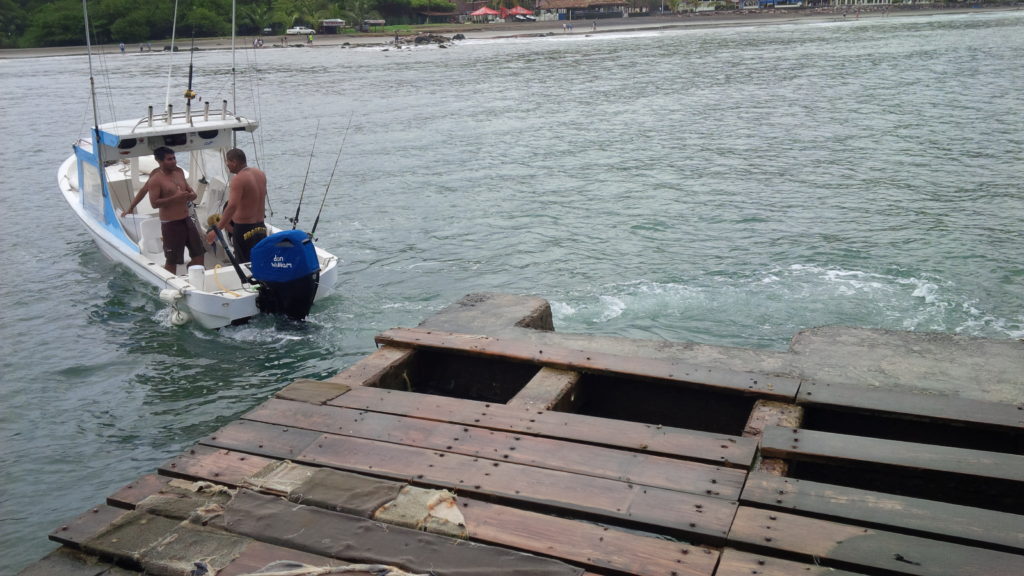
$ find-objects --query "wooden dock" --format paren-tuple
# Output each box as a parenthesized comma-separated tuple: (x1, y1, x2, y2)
(23, 294, 1024, 576)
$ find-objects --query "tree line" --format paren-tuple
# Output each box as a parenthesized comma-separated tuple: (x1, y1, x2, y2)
(0, 0, 458, 48)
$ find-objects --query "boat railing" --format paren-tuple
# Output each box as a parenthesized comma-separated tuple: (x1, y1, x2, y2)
(132, 100, 238, 132)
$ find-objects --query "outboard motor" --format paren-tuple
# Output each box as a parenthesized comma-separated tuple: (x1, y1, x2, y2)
(250, 230, 321, 321)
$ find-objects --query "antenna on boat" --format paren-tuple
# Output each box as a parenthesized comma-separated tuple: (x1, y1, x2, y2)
(310, 113, 354, 237)
(231, 0, 237, 146)
(81, 1, 100, 135)
(290, 121, 320, 230)
(165, 0, 181, 110)
(81, 0, 110, 205)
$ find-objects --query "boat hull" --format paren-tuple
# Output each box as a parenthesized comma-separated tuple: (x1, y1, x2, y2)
(58, 147, 339, 330)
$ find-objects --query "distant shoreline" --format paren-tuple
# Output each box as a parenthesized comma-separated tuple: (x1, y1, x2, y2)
(1, 7, 1018, 60)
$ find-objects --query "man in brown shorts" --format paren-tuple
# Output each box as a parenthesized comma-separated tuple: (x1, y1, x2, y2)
(142, 146, 205, 273)
(206, 148, 267, 263)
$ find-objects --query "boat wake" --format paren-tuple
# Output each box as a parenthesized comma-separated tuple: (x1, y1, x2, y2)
(551, 264, 1023, 346)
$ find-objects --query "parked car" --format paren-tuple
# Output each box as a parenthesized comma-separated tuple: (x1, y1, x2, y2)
(512, 14, 537, 22)
(286, 26, 315, 35)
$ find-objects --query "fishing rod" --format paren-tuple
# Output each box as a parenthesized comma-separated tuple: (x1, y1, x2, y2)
(310, 113, 354, 237)
(184, 24, 198, 120)
(290, 120, 320, 229)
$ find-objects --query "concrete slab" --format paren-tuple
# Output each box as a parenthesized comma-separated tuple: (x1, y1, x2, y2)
(419, 293, 1024, 406)
(788, 326, 1024, 405)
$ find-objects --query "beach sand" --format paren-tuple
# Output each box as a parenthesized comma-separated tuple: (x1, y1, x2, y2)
(0, 7, 1012, 60)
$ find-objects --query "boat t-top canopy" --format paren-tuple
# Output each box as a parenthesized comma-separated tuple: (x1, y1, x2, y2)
(93, 100, 258, 161)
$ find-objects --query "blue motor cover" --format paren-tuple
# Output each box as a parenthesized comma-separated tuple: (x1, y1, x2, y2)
(250, 230, 320, 283)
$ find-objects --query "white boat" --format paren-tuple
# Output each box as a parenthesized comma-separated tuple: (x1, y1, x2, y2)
(58, 32, 338, 329)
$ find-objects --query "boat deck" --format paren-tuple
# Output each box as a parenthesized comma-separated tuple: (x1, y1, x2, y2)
(22, 293, 1024, 576)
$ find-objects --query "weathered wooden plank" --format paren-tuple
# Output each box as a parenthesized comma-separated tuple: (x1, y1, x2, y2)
(217, 540, 365, 576)
(506, 367, 582, 411)
(214, 490, 586, 576)
(459, 498, 719, 576)
(743, 399, 803, 476)
(85, 473, 378, 576)
(714, 548, 869, 576)
(17, 547, 140, 576)
(328, 386, 756, 468)
(201, 419, 736, 542)
(798, 380, 1024, 431)
(760, 426, 1024, 482)
(48, 504, 131, 549)
(207, 420, 322, 458)
(57, 505, 254, 576)
(322, 345, 416, 390)
(125, 515, 251, 576)
(276, 378, 351, 404)
(300, 434, 736, 542)
(743, 400, 803, 440)
(106, 473, 168, 510)
(104, 456, 705, 575)
(740, 473, 1024, 553)
(76, 511, 184, 568)
(159, 445, 275, 486)
(244, 398, 746, 499)
(375, 327, 799, 399)
(728, 506, 1024, 576)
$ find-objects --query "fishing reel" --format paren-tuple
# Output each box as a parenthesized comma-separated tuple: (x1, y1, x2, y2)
(183, 88, 197, 101)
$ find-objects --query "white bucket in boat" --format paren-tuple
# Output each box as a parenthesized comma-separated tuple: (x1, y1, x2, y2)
(188, 265, 205, 291)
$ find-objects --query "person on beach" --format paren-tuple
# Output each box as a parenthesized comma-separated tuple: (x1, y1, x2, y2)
(206, 148, 267, 263)
(122, 146, 204, 273)
(119, 42, 125, 54)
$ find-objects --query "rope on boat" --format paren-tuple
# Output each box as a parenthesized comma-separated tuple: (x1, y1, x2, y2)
(212, 265, 240, 296)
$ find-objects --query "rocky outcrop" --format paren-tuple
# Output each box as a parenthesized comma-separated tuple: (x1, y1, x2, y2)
(413, 33, 454, 45)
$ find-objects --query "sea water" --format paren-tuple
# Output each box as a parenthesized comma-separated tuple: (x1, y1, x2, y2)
(1, 11, 1022, 573)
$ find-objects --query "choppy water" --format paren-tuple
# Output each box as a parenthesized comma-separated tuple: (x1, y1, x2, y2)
(2, 11, 1023, 573)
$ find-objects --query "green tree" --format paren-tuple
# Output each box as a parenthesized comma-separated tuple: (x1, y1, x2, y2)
(239, 0, 274, 34)
(93, 0, 174, 44)
(0, 0, 28, 47)
(22, 0, 85, 47)
(375, 0, 410, 24)
(273, 0, 327, 27)
(339, 0, 379, 28)
(182, 0, 233, 38)
(409, 0, 454, 13)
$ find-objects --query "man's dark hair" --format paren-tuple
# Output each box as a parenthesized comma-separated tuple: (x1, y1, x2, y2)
(226, 148, 247, 164)
(154, 146, 175, 161)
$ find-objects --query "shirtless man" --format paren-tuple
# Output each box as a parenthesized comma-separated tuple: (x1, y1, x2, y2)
(124, 146, 204, 273)
(206, 148, 267, 263)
